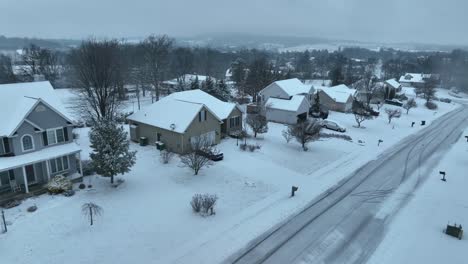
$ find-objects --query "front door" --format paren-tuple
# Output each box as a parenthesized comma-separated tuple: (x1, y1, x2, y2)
(25, 165, 36, 185)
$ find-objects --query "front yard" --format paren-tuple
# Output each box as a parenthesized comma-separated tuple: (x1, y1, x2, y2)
(0, 89, 462, 264)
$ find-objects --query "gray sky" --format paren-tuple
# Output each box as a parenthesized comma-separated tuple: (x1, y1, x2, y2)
(1, 0, 467, 45)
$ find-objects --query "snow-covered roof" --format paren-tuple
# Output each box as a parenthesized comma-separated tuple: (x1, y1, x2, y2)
(268, 78, 314, 97)
(317, 84, 356, 103)
(0, 143, 81, 171)
(399, 73, 425, 83)
(127, 97, 221, 134)
(0, 81, 73, 137)
(225, 68, 232, 78)
(164, 89, 239, 120)
(266, 95, 309, 112)
(385, 78, 401, 89)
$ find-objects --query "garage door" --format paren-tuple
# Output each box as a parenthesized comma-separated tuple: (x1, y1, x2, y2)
(190, 131, 216, 147)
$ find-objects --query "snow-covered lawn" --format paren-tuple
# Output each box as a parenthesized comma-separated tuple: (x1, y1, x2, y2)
(368, 128, 468, 264)
(0, 88, 462, 264)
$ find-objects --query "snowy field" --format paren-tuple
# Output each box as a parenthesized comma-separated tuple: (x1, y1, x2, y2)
(368, 127, 468, 264)
(0, 88, 463, 264)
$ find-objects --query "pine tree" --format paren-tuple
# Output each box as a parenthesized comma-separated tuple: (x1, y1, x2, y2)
(89, 119, 137, 184)
(190, 76, 200, 90)
(216, 80, 231, 101)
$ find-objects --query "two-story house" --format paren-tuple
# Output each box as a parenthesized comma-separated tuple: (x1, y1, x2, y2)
(0, 81, 82, 195)
(258, 78, 314, 124)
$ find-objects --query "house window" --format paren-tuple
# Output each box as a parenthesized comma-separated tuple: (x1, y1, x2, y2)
(21, 134, 34, 152)
(2, 137, 11, 153)
(50, 156, 70, 174)
(198, 110, 207, 122)
(230, 116, 241, 128)
(45, 127, 67, 146)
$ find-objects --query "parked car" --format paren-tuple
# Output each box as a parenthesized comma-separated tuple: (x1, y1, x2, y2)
(385, 99, 403, 107)
(439, 98, 452, 103)
(196, 150, 224, 161)
(321, 119, 346, 133)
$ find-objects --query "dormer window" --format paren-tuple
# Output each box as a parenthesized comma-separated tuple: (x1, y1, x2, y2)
(21, 134, 35, 152)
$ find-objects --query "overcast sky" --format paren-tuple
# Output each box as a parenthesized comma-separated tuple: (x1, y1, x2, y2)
(1, 0, 467, 45)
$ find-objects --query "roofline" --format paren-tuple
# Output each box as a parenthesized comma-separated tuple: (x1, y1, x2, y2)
(8, 98, 74, 137)
(0, 149, 81, 172)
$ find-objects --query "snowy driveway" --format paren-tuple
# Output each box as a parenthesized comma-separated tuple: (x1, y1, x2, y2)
(228, 105, 468, 264)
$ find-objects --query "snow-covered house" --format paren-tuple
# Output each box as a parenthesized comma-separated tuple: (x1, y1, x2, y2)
(316, 84, 357, 113)
(258, 78, 315, 124)
(265, 95, 310, 124)
(164, 89, 243, 136)
(259, 78, 315, 104)
(0, 81, 82, 196)
(399, 73, 433, 88)
(127, 90, 242, 154)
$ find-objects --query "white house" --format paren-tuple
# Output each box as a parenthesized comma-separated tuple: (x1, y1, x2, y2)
(316, 84, 357, 113)
(265, 95, 310, 124)
(259, 78, 315, 103)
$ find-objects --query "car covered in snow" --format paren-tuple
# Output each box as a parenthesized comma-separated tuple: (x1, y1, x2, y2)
(320, 119, 346, 133)
(196, 149, 224, 161)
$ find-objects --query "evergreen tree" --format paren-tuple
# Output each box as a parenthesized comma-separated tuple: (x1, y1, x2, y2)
(215, 80, 231, 101)
(89, 120, 137, 184)
(190, 76, 200, 90)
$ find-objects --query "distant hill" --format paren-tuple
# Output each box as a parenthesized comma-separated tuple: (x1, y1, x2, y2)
(0, 35, 80, 50)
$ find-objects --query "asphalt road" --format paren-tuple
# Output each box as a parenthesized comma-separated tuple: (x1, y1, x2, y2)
(228, 105, 468, 264)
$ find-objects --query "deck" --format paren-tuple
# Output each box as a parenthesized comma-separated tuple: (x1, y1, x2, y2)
(0, 184, 48, 207)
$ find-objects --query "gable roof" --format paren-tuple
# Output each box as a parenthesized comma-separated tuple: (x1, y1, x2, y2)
(317, 84, 356, 104)
(164, 89, 240, 120)
(261, 78, 314, 97)
(0, 81, 73, 137)
(266, 95, 310, 112)
(385, 78, 401, 89)
(127, 98, 221, 134)
(399, 73, 425, 83)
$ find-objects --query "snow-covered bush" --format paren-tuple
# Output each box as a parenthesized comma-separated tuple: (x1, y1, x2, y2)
(79, 183, 86, 189)
(201, 194, 218, 215)
(63, 190, 75, 197)
(27, 205, 37, 212)
(46, 175, 72, 194)
(425, 101, 438, 110)
(191, 194, 218, 216)
(160, 150, 174, 164)
(320, 133, 352, 141)
(81, 160, 95, 176)
(191, 194, 203, 213)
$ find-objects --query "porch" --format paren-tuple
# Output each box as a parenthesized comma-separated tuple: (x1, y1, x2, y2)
(0, 143, 83, 197)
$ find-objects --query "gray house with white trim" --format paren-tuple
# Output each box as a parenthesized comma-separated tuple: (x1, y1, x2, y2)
(0, 81, 82, 196)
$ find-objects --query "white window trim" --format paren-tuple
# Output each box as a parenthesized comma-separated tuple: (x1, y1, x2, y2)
(46, 127, 64, 146)
(50, 156, 70, 174)
(21, 134, 35, 152)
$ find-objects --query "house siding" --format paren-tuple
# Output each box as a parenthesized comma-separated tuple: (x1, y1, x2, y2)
(224, 107, 243, 135)
(128, 106, 221, 154)
(259, 83, 290, 103)
(10, 102, 73, 156)
(317, 90, 353, 113)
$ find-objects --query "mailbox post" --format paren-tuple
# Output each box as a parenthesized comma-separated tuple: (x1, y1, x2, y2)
(291, 186, 299, 197)
(440, 171, 446, 182)
(378, 139, 383, 146)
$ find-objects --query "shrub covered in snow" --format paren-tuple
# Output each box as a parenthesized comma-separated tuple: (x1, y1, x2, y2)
(46, 175, 72, 194)
(63, 190, 75, 197)
(79, 183, 86, 189)
(160, 150, 174, 164)
(27, 205, 37, 212)
(81, 160, 96, 176)
(191, 194, 218, 216)
(425, 101, 438, 110)
(320, 133, 353, 141)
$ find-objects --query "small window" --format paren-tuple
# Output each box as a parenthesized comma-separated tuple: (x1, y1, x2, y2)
(21, 135, 34, 152)
(56, 129, 65, 143)
(47, 130, 57, 145)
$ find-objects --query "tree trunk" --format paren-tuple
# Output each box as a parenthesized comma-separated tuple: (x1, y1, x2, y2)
(90, 207, 93, 226)
(254, 131, 257, 138)
(110, 175, 114, 184)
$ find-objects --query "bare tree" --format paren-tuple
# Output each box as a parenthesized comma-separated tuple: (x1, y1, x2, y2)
(179, 137, 216, 175)
(385, 108, 402, 124)
(21, 44, 61, 85)
(246, 114, 268, 138)
(141, 35, 173, 102)
(288, 120, 322, 151)
(81, 202, 103, 226)
(355, 72, 379, 106)
(352, 98, 374, 128)
(403, 98, 417, 114)
(282, 129, 293, 143)
(69, 39, 124, 121)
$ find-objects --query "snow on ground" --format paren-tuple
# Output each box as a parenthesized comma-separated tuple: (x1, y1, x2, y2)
(368, 127, 468, 264)
(0, 88, 462, 264)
